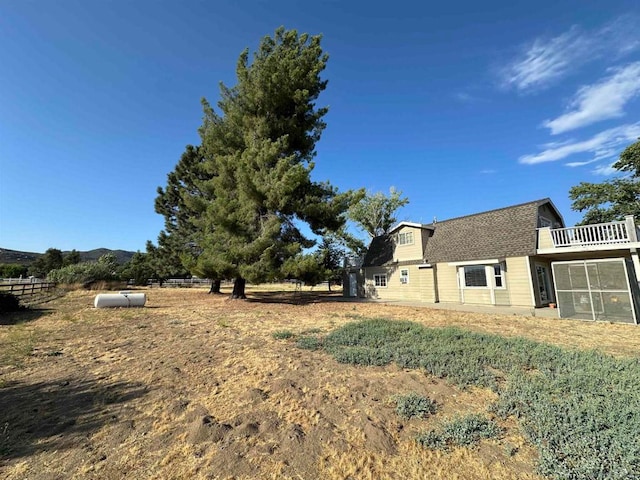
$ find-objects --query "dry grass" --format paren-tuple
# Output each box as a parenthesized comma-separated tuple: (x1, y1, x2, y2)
(1, 285, 639, 479)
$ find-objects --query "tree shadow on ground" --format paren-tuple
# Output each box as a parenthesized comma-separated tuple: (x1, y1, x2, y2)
(0, 308, 55, 326)
(0, 378, 148, 460)
(246, 290, 351, 305)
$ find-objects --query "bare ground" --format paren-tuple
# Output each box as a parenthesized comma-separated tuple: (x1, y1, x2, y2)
(1, 286, 639, 479)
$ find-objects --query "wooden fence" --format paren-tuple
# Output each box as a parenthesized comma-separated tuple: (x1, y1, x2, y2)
(0, 281, 57, 297)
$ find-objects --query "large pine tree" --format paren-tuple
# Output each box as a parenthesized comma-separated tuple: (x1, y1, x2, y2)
(154, 144, 221, 292)
(195, 27, 355, 298)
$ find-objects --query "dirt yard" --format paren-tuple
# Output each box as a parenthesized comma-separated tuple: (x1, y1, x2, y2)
(2, 286, 640, 479)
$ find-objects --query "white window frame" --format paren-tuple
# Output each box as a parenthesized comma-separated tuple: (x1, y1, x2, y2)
(374, 274, 387, 288)
(460, 263, 506, 289)
(493, 264, 505, 289)
(400, 269, 409, 284)
(397, 231, 414, 246)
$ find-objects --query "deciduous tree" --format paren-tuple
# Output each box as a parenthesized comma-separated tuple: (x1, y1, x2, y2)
(348, 187, 409, 238)
(570, 139, 640, 224)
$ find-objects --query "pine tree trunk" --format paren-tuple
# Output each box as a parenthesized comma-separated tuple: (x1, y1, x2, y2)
(209, 279, 221, 294)
(230, 277, 246, 299)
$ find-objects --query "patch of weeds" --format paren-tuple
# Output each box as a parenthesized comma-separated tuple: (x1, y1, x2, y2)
(504, 443, 519, 457)
(417, 414, 501, 450)
(272, 330, 293, 340)
(393, 392, 437, 420)
(302, 327, 322, 334)
(296, 335, 323, 350)
(216, 320, 231, 328)
(60, 312, 77, 322)
(0, 327, 37, 367)
(323, 318, 640, 479)
(331, 345, 393, 366)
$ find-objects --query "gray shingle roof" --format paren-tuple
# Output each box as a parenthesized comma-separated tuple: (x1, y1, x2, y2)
(362, 235, 394, 267)
(363, 198, 558, 267)
(425, 199, 552, 263)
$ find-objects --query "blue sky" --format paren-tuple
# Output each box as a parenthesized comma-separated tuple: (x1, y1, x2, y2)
(1, 0, 639, 253)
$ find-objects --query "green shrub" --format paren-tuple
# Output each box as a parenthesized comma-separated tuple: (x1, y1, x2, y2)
(417, 414, 501, 450)
(0, 292, 21, 313)
(272, 330, 294, 340)
(394, 392, 437, 419)
(47, 254, 117, 286)
(321, 318, 640, 479)
(296, 335, 323, 350)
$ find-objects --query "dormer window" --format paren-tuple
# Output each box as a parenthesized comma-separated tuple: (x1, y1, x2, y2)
(539, 216, 552, 228)
(398, 231, 414, 246)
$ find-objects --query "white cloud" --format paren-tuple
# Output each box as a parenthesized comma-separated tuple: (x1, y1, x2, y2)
(543, 62, 640, 134)
(519, 123, 640, 164)
(501, 16, 640, 92)
(501, 27, 591, 92)
(592, 163, 618, 176)
(565, 159, 598, 168)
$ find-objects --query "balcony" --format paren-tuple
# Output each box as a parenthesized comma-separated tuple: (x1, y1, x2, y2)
(538, 216, 640, 253)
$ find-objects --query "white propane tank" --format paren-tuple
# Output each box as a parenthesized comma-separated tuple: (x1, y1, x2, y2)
(94, 292, 146, 308)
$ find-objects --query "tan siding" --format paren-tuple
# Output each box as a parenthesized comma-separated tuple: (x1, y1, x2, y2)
(505, 257, 535, 307)
(537, 228, 554, 249)
(435, 264, 460, 303)
(419, 268, 436, 303)
(462, 289, 492, 304)
(364, 267, 389, 299)
(394, 226, 424, 262)
(437, 258, 534, 307)
(363, 265, 435, 302)
(494, 288, 511, 306)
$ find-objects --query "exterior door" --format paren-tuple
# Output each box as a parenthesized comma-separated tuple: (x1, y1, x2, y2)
(349, 273, 357, 297)
(535, 264, 553, 305)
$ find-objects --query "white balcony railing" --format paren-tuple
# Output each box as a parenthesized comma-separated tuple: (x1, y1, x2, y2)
(550, 220, 631, 247)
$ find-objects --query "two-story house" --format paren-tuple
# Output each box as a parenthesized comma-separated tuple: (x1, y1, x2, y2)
(345, 198, 640, 324)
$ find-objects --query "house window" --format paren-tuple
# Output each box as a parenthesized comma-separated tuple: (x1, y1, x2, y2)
(494, 264, 504, 288)
(462, 264, 505, 288)
(400, 269, 409, 284)
(463, 266, 487, 287)
(398, 231, 414, 246)
(374, 274, 387, 287)
(538, 216, 552, 228)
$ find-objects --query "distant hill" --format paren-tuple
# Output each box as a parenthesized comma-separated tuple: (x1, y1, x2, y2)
(0, 248, 136, 265)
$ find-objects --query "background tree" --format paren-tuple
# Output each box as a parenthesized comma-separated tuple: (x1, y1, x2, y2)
(196, 27, 356, 299)
(315, 236, 346, 291)
(63, 249, 82, 266)
(282, 237, 346, 291)
(0, 264, 28, 278)
(348, 187, 409, 238)
(119, 251, 155, 286)
(28, 248, 64, 278)
(570, 139, 640, 224)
